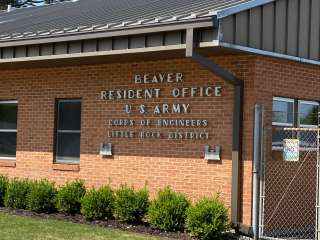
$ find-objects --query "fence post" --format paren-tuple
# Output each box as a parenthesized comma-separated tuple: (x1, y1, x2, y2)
(253, 104, 262, 240)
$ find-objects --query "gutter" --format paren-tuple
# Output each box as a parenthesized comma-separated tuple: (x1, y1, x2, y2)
(186, 28, 244, 226)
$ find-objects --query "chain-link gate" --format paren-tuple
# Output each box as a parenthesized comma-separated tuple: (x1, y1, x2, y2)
(259, 111, 320, 240)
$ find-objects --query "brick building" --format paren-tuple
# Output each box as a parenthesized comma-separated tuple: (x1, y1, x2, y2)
(0, 0, 319, 234)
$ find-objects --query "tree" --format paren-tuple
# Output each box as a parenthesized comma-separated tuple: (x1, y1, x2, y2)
(0, 0, 58, 9)
(0, 0, 18, 10)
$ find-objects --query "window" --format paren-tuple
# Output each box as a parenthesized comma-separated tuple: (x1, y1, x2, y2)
(272, 97, 294, 149)
(272, 97, 294, 126)
(272, 97, 319, 150)
(0, 101, 17, 160)
(55, 100, 81, 163)
(298, 100, 319, 128)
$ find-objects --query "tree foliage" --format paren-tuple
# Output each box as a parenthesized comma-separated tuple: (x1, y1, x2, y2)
(0, 0, 60, 10)
(0, 0, 17, 10)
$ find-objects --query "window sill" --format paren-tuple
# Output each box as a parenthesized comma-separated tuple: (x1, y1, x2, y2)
(272, 147, 283, 151)
(52, 163, 80, 172)
(0, 160, 16, 168)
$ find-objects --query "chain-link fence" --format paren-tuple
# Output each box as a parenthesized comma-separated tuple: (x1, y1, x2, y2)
(259, 111, 320, 240)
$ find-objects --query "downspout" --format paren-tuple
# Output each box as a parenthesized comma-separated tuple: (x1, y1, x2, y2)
(186, 28, 244, 227)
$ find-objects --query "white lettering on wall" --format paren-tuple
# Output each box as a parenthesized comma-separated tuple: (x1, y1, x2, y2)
(171, 86, 222, 98)
(134, 73, 184, 84)
(102, 72, 223, 141)
(153, 104, 190, 114)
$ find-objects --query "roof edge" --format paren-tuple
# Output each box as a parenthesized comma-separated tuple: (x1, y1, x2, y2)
(216, 0, 275, 19)
(0, 18, 214, 48)
(219, 42, 320, 66)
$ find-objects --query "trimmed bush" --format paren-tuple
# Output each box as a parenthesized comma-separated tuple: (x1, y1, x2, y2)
(4, 178, 33, 209)
(185, 196, 229, 240)
(55, 180, 86, 214)
(0, 175, 9, 206)
(147, 187, 189, 231)
(81, 186, 114, 220)
(27, 180, 57, 213)
(113, 185, 149, 223)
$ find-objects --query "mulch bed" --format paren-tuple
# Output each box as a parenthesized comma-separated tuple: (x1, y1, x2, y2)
(0, 207, 241, 240)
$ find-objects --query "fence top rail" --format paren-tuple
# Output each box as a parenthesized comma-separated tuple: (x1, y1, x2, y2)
(283, 128, 320, 131)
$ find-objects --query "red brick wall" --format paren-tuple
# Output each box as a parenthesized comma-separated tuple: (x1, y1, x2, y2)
(253, 57, 320, 234)
(253, 56, 320, 111)
(1, 53, 316, 227)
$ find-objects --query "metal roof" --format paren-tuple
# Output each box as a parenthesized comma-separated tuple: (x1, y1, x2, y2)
(0, 0, 258, 42)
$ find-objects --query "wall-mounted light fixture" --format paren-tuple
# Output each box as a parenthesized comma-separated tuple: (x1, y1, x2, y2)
(100, 143, 112, 156)
(204, 145, 221, 161)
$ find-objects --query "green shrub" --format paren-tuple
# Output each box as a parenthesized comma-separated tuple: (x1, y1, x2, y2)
(81, 186, 114, 220)
(185, 196, 229, 240)
(55, 180, 86, 214)
(4, 178, 33, 209)
(113, 185, 149, 223)
(0, 175, 9, 206)
(147, 187, 189, 231)
(27, 180, 57, 213)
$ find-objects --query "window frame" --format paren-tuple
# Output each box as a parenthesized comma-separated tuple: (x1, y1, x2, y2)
(55, 99, 81, 164)
(298, 100, 319, 128)
(0, 100, 18, 160)
(272, 97, 319, 151)
(272, 97, 295, 127)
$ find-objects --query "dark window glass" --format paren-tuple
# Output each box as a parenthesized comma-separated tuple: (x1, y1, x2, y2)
(272, 126, 285, 149)
(272, 99, 294, 125)
(0, 132, 16, 158)
(272, 98, 294, 149)
(57, 132, 80, 161)
(0, 102, 17, 159)
(56, 100, 81, 163)
(58, 101, 81, 130)
(0, 103, 17, 129)
(299, 102, 319, 126)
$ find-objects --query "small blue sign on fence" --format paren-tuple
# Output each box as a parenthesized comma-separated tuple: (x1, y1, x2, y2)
(283, 139, 300, 161)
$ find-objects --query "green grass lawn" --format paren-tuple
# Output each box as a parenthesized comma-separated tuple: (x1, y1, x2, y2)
(0, 212, 163, 240)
